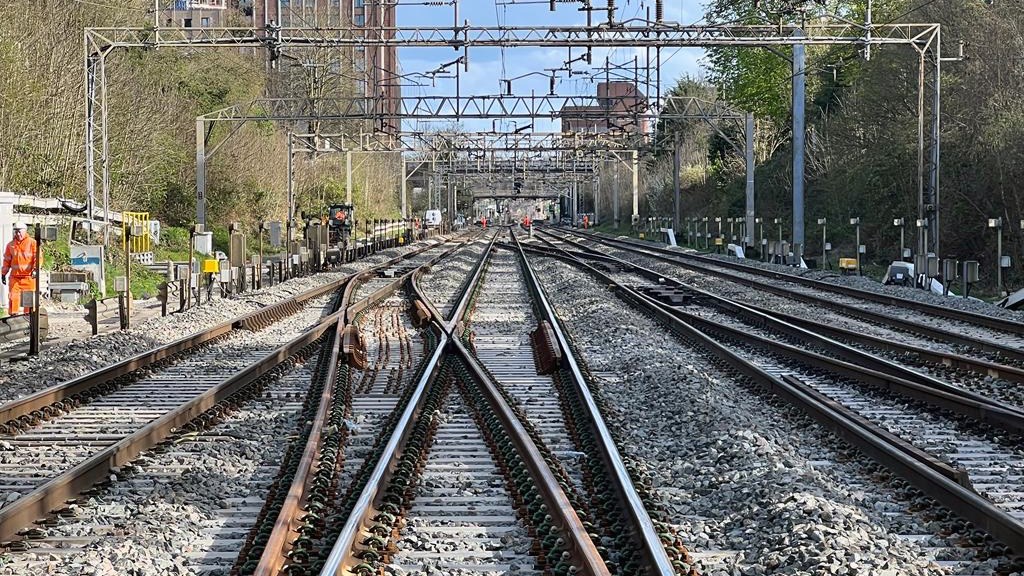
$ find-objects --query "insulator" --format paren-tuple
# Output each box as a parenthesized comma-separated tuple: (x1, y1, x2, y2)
(656, 0, 664, 22)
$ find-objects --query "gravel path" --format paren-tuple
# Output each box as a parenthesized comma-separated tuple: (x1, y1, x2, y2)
(530, 255, 1000, 576)
(0, 237, 449, 405)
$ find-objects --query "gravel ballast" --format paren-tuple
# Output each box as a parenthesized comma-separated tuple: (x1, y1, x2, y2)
(0, 357, 318, 576)
(530, 255, 996, 575)
(418, 234, 489, 318)
(0, 237, 450, 405)
(598, 231, 1024, 321)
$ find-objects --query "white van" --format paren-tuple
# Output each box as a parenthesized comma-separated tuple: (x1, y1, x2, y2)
(424, 209, 443, 228)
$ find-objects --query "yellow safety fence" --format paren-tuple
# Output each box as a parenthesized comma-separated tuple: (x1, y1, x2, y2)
(122, 211, 150, 255)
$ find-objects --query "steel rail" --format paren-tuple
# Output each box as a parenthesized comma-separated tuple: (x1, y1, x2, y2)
(417, 231, 500, 335)
(530, 234, 1024, 416)
(574, 230, 1024, 337)
(445, 232, 498, 331)
(526, 236, 1024, 435)
(315, 324, 449, 576)
(0, 238, 451, 431)
(448, 337, 610, 576)
(0, 235, 464, 547)
(408, 252, 610, 576)
(740, 301, 1024, 385)
(508, 231, 676, 576)
(0, 309, 338, 544)
(518, 239, 1024, 554)
(528, 235, 1024, 386)
(344, 237, 473, 323)
(252, 319, 344, 576)
(251, 235, 473, 573)
(550, 230, 1024, 364)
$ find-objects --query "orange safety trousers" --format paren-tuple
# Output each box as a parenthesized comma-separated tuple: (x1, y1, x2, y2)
(4, 236, 38, 315)
(8, 276, 34, 315)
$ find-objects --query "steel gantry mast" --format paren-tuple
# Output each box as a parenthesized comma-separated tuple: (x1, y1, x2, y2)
(191, 97, 750, 229)
(85, 14, 944, 255)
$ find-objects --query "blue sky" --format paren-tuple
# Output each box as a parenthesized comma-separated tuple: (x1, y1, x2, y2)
(394, 0, 709, 132)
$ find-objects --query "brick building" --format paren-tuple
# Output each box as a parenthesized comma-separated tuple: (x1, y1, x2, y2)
(560, 81, 649, 134)
(252, 0, 400, 125)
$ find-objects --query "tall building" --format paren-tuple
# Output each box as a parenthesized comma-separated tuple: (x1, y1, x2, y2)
(252, 0, 400, 129)
(168, 0, 228, 28)
(560, 81, 649, 134)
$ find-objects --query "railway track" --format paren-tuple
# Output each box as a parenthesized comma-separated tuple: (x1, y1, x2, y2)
(2, 352, 321, 574)
(239, 226, 683, 575)
(0, 237, 466, 554)
(550, 229, 1024, 366)
(538, 229, 1024, 407)
(570, 229, 1024, 336)
(521, 229, 1024, 567)
(5, 221, 1007, 573)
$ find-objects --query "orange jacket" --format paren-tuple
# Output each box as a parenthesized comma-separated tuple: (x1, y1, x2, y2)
(3, 235, 37, 278)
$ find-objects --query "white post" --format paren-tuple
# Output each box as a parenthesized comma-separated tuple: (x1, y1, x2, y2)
(346, 151, 353, 205)
(0, 193, 13, 312)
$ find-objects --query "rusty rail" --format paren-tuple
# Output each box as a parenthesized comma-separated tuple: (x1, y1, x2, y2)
(250, 234, 476, 573)
(0, 238, 451, 433)
(253, 319, 345, 575)
(555, 230, 1024, 363)
(0, 314, 336, 543)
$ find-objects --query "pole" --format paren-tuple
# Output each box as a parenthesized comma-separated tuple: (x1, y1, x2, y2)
(792, 30, 806, 257)
(287, 133, 295, 223)
(997, 225, 1003, 297)
(917, 51, 927, 259)
(285, 220, 292, 279)
(931, 33, 942, 260)
(346, 150, 353, 204)
(855, 221, 861, 275)
(187, 229, 194, 309)
(759, 221, 765, 261)
(744, 112, 755, 247)
(631, 150, 639, 229)
(672, 135, 680, 233)
(195, 120, 206, 229)
(401, 159, 408, 219)
(124, 228, 132, 329)
(821, 221, 827, 270)
(613, 163, 620, 230)
(900, 224, 905, 261)
(29, 227, 41, 355)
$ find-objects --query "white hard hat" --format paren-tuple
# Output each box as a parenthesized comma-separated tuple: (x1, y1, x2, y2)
(12, 222, 27, 231)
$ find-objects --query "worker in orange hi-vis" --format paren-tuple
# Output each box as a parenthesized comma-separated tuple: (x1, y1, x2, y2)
(2, 222, 38, 315)
(582, 214, 589, 229)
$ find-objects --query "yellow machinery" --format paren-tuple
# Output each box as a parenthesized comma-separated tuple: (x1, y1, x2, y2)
(839, 258, 858, 272)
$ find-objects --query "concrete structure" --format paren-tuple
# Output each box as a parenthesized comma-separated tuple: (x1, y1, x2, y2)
(559, 81, 649, 134)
